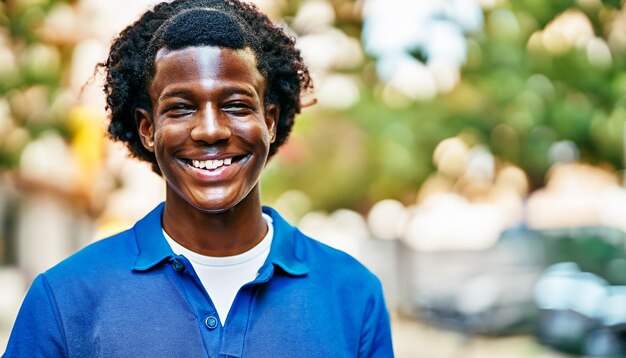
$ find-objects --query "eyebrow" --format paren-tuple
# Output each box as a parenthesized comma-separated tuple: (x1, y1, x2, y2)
(223, 87, 257, 99)
(159, 89, 193, 101)
(159, 86, 258, 101)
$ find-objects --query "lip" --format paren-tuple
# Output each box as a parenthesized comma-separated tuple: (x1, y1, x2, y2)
(177, 154, 250, 182)
(183, 153, 243, 161)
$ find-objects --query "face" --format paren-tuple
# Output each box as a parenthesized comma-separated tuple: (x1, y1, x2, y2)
(137, 46, 278, 213)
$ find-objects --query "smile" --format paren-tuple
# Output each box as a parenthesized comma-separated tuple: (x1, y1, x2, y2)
(185, 155, 247, 171)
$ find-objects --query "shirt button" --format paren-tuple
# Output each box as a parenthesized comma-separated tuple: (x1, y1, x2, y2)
(172, 260, 185, 272)
(205, 316, 218, 330)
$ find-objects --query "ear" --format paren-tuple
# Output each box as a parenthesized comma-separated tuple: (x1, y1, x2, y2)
(135, 108, 155, 152)
(264, 104, 279, 143)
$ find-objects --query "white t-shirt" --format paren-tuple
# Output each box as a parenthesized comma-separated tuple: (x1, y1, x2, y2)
(163, 213, 273, 325)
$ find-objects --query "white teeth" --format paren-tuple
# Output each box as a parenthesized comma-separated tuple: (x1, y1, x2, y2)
(190, 157, 234, 170)
(193, 160, 204, 169)
(212, 159, 224, 169)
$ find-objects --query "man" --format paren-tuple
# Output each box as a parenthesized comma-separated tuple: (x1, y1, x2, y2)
(3, 1, 393, 356)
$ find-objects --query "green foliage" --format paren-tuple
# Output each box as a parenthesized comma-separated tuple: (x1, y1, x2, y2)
(0, 0, 73, 169)
(262, 0, 626, 210)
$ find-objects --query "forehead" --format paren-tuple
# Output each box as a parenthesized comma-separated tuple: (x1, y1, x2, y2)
(150, 46, 265, 98)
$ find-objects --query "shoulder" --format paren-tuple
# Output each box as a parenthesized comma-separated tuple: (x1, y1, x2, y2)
(15, 228, 141, 325)
(265, 206, 382, 293)
(43, 228, 137, 284)
(297, 230, 383, 292)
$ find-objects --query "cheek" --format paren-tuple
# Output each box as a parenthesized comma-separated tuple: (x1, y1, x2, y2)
(236, 121, 271, 148)
(155, 123, 187, 148)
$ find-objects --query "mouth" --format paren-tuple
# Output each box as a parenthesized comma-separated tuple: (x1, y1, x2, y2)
(184, 154, 248, 171)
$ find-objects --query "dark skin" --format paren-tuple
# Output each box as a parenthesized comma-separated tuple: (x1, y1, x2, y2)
(136, 46, 279, 256)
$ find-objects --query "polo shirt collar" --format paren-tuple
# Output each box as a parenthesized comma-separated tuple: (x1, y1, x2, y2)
(262, 206, 309, 276)
(132, 202, 173, 271)
(131, 203, 309, 276)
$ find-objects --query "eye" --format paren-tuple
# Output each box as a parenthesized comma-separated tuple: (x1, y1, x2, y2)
(165, 103, 194, 117)
(222, 102, 255, 116)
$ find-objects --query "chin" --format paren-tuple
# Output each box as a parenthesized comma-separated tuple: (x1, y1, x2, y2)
(185, 196, 240, 214)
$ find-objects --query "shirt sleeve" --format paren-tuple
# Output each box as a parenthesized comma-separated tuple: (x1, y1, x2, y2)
(3, 274, 68, 358)
(358, 279, 394, 358)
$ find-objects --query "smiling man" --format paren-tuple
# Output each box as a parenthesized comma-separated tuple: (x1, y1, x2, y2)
(3, 1, 394, 357)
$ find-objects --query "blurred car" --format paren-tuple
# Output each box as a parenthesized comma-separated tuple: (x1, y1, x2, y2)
(396, 225, 626, 356)
(396, 227, 545, 335)
(534, 262, 626, 356)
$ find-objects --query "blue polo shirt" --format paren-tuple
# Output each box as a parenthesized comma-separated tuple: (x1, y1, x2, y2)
(3, 204, 393, 357)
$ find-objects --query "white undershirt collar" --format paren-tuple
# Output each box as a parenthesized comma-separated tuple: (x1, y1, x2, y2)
(162, 213, 274, 325)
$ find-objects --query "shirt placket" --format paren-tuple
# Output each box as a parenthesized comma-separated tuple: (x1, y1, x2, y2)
(219, 263, 275, 358)
(166, 254, 225, 358)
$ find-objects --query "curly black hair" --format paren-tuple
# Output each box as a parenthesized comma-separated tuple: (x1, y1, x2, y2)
(101, 0, 312, 174)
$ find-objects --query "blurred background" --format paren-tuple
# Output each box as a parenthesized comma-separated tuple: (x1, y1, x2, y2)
(1, 0, 626, 356)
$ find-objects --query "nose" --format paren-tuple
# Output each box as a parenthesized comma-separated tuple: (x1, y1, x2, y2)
(190, 106, 231, 144)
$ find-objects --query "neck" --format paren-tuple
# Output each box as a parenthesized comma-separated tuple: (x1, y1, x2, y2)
(162, 187, 267, 257)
